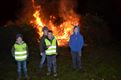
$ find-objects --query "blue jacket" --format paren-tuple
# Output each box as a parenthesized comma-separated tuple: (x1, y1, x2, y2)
(69, 32, 84, 52)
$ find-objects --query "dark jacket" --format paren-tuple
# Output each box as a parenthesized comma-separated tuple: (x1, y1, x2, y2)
(40, 35, 47, 53)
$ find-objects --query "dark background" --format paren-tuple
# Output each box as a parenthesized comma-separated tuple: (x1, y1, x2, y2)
(0, 1, 121, 79)
(78, 0, 121, 41)
(0, 0, 121, 41)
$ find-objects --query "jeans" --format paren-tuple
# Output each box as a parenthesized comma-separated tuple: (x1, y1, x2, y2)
(71, 51, 81, 69)
(47, 55, 57, 73)
(40, 52, 46, 68)
(17, 60, 27, 77)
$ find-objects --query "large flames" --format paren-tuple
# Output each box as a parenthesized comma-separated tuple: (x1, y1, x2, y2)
(30, 0, 80, 46)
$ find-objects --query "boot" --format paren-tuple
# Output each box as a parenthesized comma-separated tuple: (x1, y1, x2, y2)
(46, 72, 51, 76)
(24, 75, 29, 80)
(53, 73, 57, 77)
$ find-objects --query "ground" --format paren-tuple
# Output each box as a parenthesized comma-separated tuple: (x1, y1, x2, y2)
(0, 43, 121, 80)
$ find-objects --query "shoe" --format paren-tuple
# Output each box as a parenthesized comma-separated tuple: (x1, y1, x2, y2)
(47, 72, 51, 76)
(24, 75, 29, 80)
(53, 73, 57, 77)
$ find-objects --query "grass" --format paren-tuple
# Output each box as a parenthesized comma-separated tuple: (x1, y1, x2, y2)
(0, 44, 121, 80)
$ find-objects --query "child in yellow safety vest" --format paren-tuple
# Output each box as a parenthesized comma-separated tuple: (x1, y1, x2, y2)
(44, 30, 58, 77)
(12, 34, 29, 80)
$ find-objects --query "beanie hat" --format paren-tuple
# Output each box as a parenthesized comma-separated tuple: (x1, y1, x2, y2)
(16, 34, 23, 39)
(42, 26, 48, 31)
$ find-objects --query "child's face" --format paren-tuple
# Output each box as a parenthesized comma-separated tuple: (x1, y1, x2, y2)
(43, 30, 48, 36)
(16, 37, 23, 44)
(48, 32, 52, 39)
(74, 27, 78, 33)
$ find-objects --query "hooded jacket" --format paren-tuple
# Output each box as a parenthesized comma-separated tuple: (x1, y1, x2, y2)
(40, 35, 48, 53)
(69, 26, 84, 52)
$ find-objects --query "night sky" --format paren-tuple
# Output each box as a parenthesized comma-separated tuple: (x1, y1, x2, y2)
(78, 0, 121, 41)
(0, 0, 121, 41)
(0, 0, 22, 24)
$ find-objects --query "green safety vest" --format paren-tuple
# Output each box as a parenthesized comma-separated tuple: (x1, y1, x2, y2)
(14, 42, 27, 61)
(45, 38, 57, 55)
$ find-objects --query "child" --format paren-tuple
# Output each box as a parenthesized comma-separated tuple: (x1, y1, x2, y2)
(12, 34, 29, 80)
(39, 26, 48, 69)
(69, 26, 84, 70)
(44, 30, 58, 77)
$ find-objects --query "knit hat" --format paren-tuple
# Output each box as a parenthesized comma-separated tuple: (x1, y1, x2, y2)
(16, 34, 23, 39)
(42, 26, 48, 31)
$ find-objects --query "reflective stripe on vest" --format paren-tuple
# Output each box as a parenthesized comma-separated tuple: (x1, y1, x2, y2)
(45, 38, 57, 55)
(14, 43, 27, 61)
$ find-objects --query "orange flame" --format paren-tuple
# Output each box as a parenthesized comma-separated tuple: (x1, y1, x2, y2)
(30, 0, 80, 46)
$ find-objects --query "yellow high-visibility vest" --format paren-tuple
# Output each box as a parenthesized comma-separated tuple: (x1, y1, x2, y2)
(45, 38, 57, 55)
(14, 42, 27, 61)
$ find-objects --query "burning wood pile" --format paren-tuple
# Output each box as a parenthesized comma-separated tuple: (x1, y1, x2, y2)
(30, 0, 81, 46)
